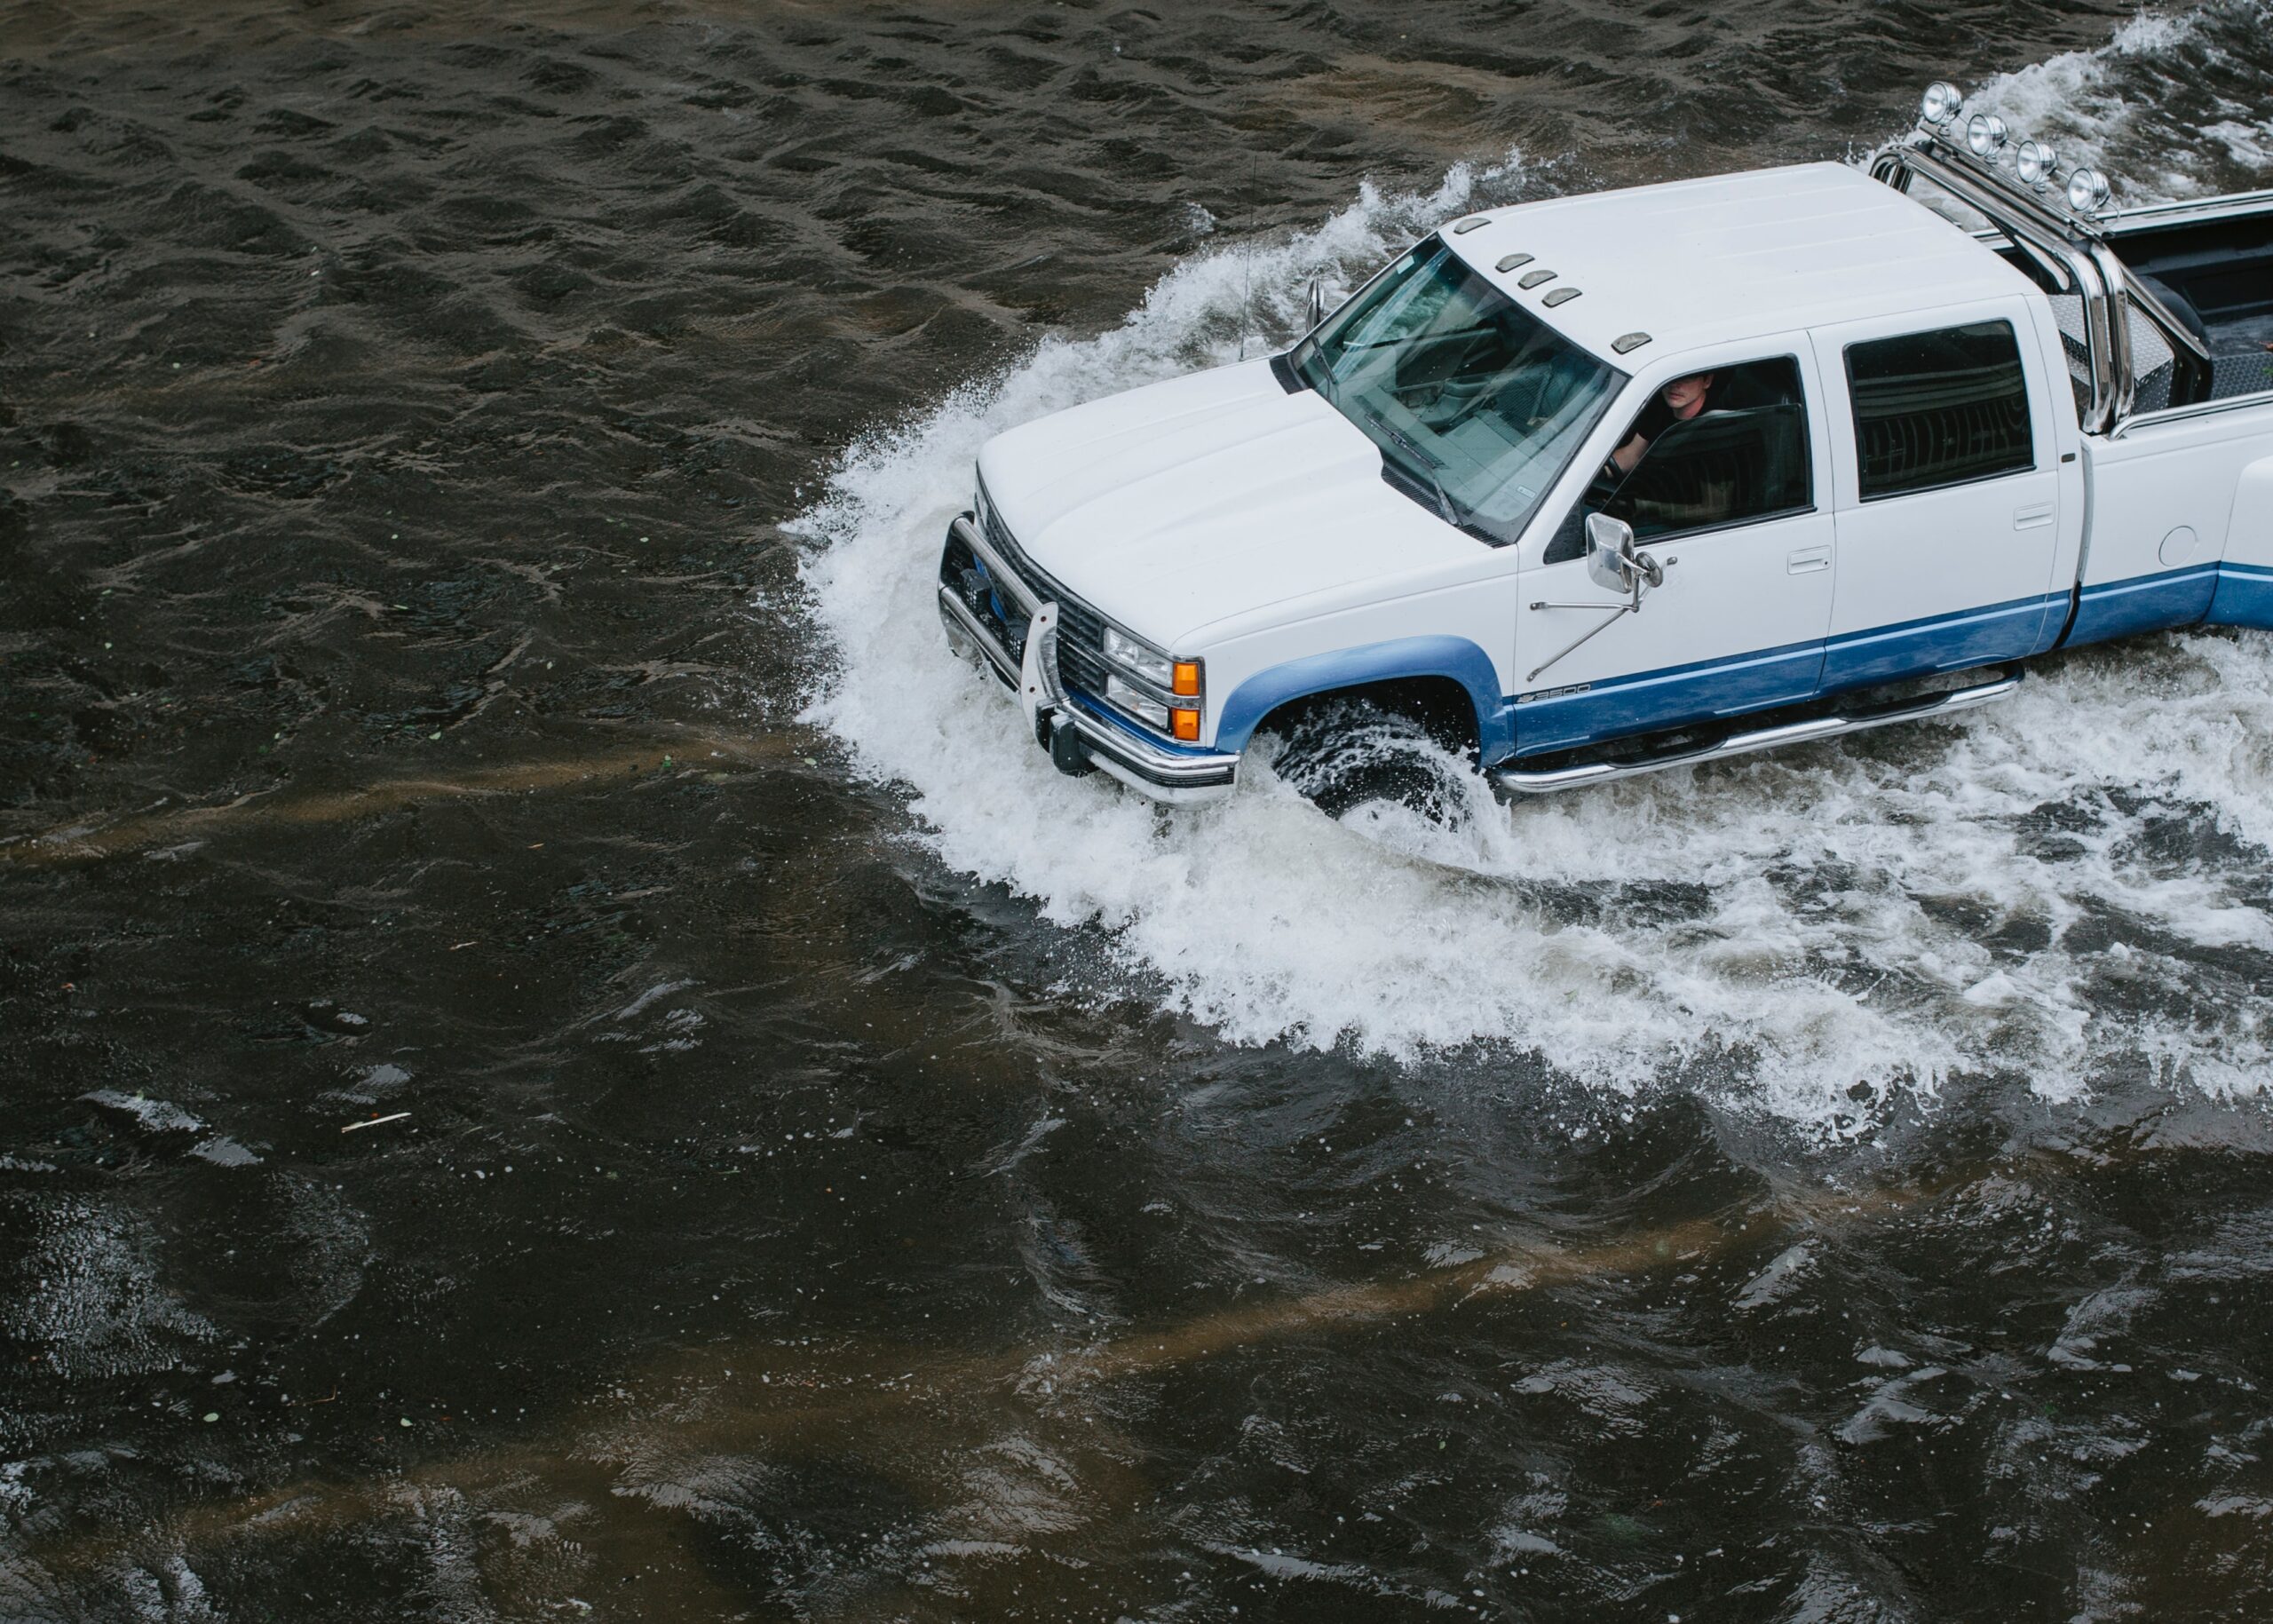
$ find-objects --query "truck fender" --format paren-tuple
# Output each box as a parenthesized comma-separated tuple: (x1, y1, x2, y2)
(2206, 454, 2273, 629)
(1213, 636, 1511, 759)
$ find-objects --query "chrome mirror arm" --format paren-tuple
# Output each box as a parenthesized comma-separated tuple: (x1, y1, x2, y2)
(1524, 595, 1635, 683)
(1524, 552, 1675, 683)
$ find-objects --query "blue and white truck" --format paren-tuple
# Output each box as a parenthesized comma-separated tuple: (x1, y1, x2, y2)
(937, 84, 2273, 801)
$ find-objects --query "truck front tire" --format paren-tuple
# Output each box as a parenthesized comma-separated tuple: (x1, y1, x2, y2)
(1252, 679, 1479, 820)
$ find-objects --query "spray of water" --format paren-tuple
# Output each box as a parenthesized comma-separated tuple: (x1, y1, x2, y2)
(793, 16, 2273, 1131)
(1963, 0, 2273, 201)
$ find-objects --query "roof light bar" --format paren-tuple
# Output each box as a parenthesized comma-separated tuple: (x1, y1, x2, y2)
(1902, 79, 2119, 229)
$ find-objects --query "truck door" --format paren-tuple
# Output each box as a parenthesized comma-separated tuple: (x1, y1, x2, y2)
(1510, 347, 1839, 756)
(1813, 303, 2069, 690)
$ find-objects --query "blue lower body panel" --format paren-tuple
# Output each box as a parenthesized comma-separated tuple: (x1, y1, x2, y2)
(2206, 562, 2273, 630)
(2065, 563, 2222, 647)
(1819, 593, 2061, 693)
(1511, 639, 1824, 757)
(1507, 566, 2269, 760)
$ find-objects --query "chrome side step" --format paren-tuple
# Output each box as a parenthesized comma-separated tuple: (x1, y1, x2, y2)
(1492, 671, 2024, 795)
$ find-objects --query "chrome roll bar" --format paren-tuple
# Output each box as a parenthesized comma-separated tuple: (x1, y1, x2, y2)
(1872, 135, 2213, 435)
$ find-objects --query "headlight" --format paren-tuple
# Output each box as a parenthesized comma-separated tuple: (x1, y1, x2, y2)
(1102, 625, 1173, 687)
(2016, 139, 2057, 188)
(1966, 113, 2007, 157)
(1101, 629, 1203, 741)
(1105, 675, 1169, 731)
(1919, 82, 1962, 127)
(2066, 167, 2111, 213)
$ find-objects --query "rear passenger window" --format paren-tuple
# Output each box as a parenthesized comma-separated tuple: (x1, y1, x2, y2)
(1845, 321, 2033, 499)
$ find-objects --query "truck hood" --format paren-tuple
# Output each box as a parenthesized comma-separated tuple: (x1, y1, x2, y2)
(976, 359, 1480, 649)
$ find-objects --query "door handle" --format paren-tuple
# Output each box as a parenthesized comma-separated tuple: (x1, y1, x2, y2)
(1786, 546, 1831, 574)
(2013, 503, 2055, 531)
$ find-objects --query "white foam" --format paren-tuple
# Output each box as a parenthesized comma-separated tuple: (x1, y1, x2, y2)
(2203, 117, 2273, 171)
(794, 143, 2273, 1131)
(1962, 21, 2176, 196)
(80, 1089, 203, 1134)
(1963, 1, 2272, 202)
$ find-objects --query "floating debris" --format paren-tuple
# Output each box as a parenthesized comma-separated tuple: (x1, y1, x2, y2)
(341, 1113, 411, 1135)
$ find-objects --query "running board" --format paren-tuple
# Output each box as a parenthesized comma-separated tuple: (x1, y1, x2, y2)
(1491, 671, 2024, 795)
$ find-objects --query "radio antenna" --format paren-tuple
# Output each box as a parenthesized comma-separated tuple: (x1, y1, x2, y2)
(1239, 149, 1257, 360)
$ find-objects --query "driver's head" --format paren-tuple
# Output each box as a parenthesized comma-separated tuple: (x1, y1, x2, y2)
(1661, 372, 1716, 416)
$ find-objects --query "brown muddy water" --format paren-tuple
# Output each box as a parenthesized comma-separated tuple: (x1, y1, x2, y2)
(6, 1, 2273, 1619)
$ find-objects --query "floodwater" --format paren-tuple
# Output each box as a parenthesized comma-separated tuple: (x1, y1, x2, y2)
(4, 0, 2273, 1616)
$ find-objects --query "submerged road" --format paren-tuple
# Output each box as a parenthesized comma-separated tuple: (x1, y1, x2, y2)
(5, 0, 2273, 1618)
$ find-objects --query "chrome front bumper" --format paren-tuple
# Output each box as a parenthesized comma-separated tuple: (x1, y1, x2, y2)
(937, 514, 1239, 804)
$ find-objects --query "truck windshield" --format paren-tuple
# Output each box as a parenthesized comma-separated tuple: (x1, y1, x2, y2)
(1289, 237, 1624, 545)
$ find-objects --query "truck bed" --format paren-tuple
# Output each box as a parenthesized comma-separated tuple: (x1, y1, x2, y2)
(2109, 194, 2273, 406)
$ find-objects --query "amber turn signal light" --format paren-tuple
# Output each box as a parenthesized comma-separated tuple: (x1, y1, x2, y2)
(1171, 707, 1200, 742)
(1172, 660, 1202, 698)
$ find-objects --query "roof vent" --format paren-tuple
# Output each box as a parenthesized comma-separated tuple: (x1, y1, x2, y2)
(1495, 253, 1532, 273)
(1451, 216, 1488, 234)
(1517, 268, 1556, 289)
(1542, 287, 1581, 307)
(1612, 331, 1652, 354)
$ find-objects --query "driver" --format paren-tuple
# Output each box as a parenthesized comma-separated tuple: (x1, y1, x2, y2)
(1607, 371, 1718, 476)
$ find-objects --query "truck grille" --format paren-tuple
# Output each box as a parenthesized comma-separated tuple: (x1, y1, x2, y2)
(942, 498, 1114, 702)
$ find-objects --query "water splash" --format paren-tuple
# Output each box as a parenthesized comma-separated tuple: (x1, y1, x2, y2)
(1963, 1, 2273, 201)
(794, 117, 2273, 1130)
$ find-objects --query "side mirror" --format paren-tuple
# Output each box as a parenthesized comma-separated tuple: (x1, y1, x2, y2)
(1585, 511, 1665, 594)
(1585, 511, 1636, 591)
(1306, 276, 1325, 330)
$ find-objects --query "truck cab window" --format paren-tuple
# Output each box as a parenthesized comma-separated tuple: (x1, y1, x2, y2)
(1544, 355, 1811, 559)
(1844, 321, 2033, 499)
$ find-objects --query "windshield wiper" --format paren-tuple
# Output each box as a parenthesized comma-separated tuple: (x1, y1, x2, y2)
(1361, 407, 1464, 529)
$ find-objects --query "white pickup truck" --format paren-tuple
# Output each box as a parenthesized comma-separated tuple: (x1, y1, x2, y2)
(937, 84, 2273, 802)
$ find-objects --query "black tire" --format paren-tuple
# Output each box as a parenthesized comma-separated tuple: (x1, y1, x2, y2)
(1256, 685, 1477, 821)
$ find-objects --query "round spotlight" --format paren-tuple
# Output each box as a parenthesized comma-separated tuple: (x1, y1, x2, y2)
(2016, 139, 2058, 188)
(2066, 166, 2111, 212)
(1920, 82, 1963, 126)
(1966, 113, 2008, 157)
